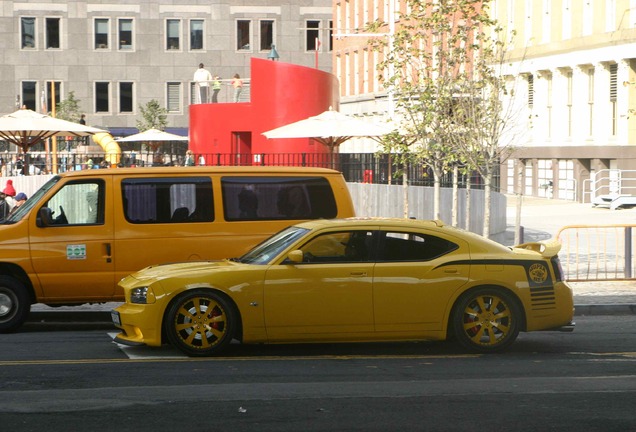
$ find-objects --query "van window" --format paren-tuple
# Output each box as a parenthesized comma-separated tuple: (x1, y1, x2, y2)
(122, 177, 214, 224)
(221, 176, 338, 221)
(45, 180, 105, 225)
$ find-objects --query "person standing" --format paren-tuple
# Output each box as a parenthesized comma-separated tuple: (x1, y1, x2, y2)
(0, 181, 16, 221)
(193, 63, 213, 103)
(232, 73, 243, 103)
(79, 114, 86, 125)
(211, 76, 221, 103)
(9, 192, 27, 215)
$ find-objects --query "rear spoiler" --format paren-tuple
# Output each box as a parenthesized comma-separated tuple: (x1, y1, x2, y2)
(513, 239, 562, 258)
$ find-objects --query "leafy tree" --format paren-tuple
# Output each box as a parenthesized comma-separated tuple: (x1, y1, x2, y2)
(368, 0, 521, 236)
(136, 99, 168, 132)
(55, 91, 82, 123)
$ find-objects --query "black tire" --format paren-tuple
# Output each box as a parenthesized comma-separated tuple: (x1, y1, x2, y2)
(0, 276, 31, 333)
(451, 287, 521, 353)
(164, 290, 236, 357)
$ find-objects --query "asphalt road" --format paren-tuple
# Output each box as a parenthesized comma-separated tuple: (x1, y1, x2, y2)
(1, 316, 635, 431)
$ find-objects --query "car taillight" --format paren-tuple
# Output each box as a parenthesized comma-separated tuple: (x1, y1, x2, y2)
(551, 256, 564, 282)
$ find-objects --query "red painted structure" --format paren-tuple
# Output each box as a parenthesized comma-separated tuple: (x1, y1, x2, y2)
(189, 58, 340, 164)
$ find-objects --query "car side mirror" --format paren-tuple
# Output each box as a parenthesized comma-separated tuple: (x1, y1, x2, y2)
(286, 250, 304, 263)
(37, 207, 53, 227)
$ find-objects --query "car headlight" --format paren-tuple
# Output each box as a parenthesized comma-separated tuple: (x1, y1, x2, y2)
(130, 286, 156, 304)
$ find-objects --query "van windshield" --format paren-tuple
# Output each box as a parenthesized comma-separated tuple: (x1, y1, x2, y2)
(237, 226, 309, 265)
(4, 176, 61, 223)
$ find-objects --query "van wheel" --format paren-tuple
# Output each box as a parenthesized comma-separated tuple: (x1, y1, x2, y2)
(451, 287, 521, 353)
(0, 276, 31, 333)
(165, 290, 236, 357)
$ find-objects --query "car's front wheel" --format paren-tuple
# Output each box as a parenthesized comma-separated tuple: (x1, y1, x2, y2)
(451, 287, 521, 353)
(165, 290, 236, 356)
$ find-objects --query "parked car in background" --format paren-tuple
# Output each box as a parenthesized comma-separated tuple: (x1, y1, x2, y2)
(112, 217, 575, 356)
(0, 166, 355, 333)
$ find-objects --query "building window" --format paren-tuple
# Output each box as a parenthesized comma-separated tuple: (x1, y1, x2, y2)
(583, 0, 593, 35)
(118, 19, 133, 50)
(562, 0, 572, 39)
(95, 18, 109, 49)
(566, 71, 573, 137)
(547, 74, 553, 138)
(21, 17, 36, 49)
(166, 19, 181, 50)
(237, 20, 251, 51)
(44, 81, 61, 113)
(259, 20, 274, 51)
(527, 74, 534, 108)
(190, 82, 197, 105)
(610, 63, 618, 136)
(95, 82, 110, 113)
(328, 20, 333, 51)
(46, 17, 61, 49)
(306, 20, 320, 51)
(587, 68, 594, 136)
(119, 82, 134, 113)
(21, 81, 37, 110)
(190, 19, 204, 50)
(167, 82, 181, 113)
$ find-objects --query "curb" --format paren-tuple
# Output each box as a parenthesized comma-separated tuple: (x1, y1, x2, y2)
(26, 304, 636, 325)
(573, 304, 636, 316)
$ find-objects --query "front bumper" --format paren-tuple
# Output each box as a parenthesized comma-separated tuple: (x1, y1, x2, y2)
(110, 302, 164, 347)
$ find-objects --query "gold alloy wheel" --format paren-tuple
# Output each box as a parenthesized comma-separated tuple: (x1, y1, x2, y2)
(452, 288, 520, 353)
(165, 290, 235, 356)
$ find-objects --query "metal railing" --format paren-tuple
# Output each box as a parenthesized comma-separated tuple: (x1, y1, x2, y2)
(0, 150, 498, 190)
(556, 224, 636, 281)
(584, 169, 636, 204)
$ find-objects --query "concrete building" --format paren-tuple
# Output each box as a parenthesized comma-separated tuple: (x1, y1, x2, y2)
(497, 0, 636, 203)
(0, 1, 333, 135)
(333, 0, 636, 203)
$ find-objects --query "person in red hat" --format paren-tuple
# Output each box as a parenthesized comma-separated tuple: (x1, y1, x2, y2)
(0, 180, 15, 221)
(2, 180, 16, 197)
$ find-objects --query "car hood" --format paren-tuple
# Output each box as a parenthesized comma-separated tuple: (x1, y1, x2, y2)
(127, 259, 240, 283)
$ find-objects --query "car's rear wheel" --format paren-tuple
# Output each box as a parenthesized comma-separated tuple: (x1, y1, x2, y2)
(0, 276, 31, 333)
(165, 290, 236, 357)
(452, 287, 521, 353)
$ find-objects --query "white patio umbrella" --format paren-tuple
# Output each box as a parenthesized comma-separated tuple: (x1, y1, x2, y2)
(115, 128, 188, 143)
(262, 108, 394, 156)
(0, 108, 106, 174)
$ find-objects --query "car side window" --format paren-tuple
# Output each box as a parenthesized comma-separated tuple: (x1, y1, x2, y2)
(299, 230, 373, 263)
(44, 180, 105, 226)
(221, 176, 338, 221)
(379, 231, 458, 262)
(122, 177, 214, 224)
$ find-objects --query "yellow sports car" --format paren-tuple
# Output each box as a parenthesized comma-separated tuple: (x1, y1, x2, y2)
(111, 218, 574, 356)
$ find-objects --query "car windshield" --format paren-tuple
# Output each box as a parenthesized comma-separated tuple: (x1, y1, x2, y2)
(237, 225, 309, 265)
(3, 176, 61, 224)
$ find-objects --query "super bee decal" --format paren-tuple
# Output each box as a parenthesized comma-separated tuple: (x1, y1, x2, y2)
(435, 259, 554, 287)
(528, 263, 548, 284)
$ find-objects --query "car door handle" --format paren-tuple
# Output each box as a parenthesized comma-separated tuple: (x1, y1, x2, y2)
(350, 272, 367, 276)
(444, 268, 458, 274)
(105, 243, 112, 263)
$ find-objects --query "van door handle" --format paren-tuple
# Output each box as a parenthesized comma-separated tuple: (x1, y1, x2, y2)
(105, 243, 112, 263)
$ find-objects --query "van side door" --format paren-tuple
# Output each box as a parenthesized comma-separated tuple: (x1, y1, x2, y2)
(29, 177, 115, 301)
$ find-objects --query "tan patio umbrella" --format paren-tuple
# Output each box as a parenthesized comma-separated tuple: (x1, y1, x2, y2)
(262, 107, 394, 166)
(0, 108, 106, 174)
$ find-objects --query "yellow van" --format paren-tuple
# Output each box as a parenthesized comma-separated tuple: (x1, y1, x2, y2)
(0, 166, 355, 332)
